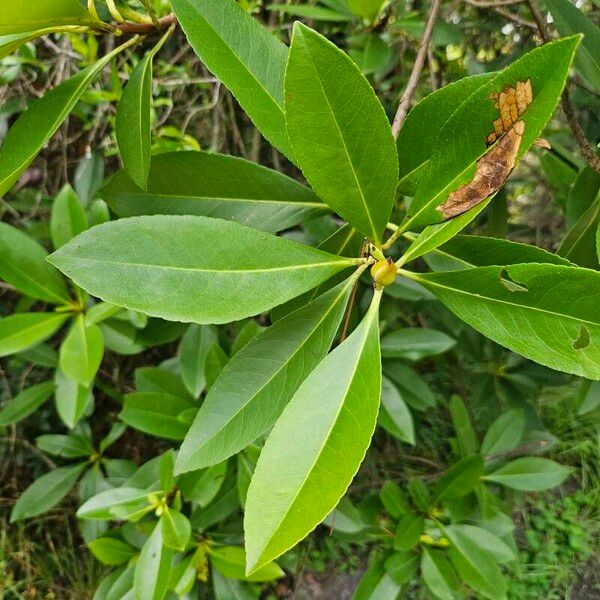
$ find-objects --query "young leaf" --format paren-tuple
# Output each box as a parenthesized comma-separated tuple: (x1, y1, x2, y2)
(161, 507, 192, 551)
(55, 368, 92, 429)
(403, 264, 600, 379)
(421, 547, 458, 600)
(116, 29, 170, 189)
(59, 315, 104, 387)
(0, 313, 68, 357)
(10, 462, 86, 521)
(397, 73, 495, 194)
(0, 37, 137, 197)
(102, 151, 327, 232)
(0, 1, 96, 34)
(209, 546, 284, 582)
(244, 292, 382, 574)
(0, 381, 53, 426)
(172, 0, 292, 158)
(381, 328, 456, 360)
(50, 184, 88, 250)
(175, 276, 357, 473)
(180, 324, 218, 398)
(49, 215, 360, 324)
(285, 23, 398, 245)
(404, 36, 580, 229)
(0, 222, 70, 304)
(481, 409, 525, 456)
(544, 0, 600, 89)
(134, 521, 173, 600)
(483, 457, 571, 490)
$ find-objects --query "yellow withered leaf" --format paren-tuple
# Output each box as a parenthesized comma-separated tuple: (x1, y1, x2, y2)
(437, 120, 524, 220)
(486, 79, 532, 145)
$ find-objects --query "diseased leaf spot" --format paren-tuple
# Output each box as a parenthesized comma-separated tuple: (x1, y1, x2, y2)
(573, 325, 591, 350)
(499, 268, 528, 292)
(486, 79, 532, 145)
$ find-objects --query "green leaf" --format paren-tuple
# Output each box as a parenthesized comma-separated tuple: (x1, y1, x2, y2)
(0, 28, 73, 60)
(397, 73, 494, 195)
(433, 455, 484, 503)
(383, 362, 436, 411)
(0, 381, 53, 426)
(171, 0, 292, 158)
(159, 449, 175, 493)
(0, 313, 68, 357)
(566, 166, 600, 228)
(54, 368, 92, 429)
(50, 184, 88, 250)
(354, 559, 401, 599)
(10, 462, 86, 521)
(483, 457, 571, 491)
(421, 547, 458, 600)
(578, 380, 600, 415)
(445, 524, 507, 600)
(176, 276, 356, 473)
(212, 570, 258, 600)
(179, 324, 218, 398)
(49, 215, 359, 324)
(134, 366, 192, 400)
(209, 546, 284, 582)
(380, 481, 410, 519)
(0, 0, 95, 34)
(381, 328, 455, 360)
(403, 263, 600, 379)
(393, 512, 424, 550)
(0, 38, 135, 198)
(88, 537, 137, 566)
(405, 36, 580, 229)
(347, 0, 385, 19)
(179, 461, 227, 505)
(59, 315, 104, 387)
(424, 234, 572, 272)
(384, 551, 419, 584)
(101, 151, 328, 232)
(268, 3, 354, 21)
(446, 524, 516, 564)
(120, 392, 196, 440)
(481, 409, 525, 456)
(134, 521, 173, 600)
(558, 198, 600, 269)
(285, 23, 398, 245)
(0, 222, 70, 304)
(161, 507, 191, 551)
(379, 376, 415, 444)
(77, 487, 150, 520)
(544, 0, 600, 89)
(244, 292, 382, 574)
(36, 433, 92, 458)
(449, 395, 478, 457)
(408, 477, 430, 511)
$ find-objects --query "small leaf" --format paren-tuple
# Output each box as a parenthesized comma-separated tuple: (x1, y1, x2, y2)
(483, 457, 571, 490)
(0, 313, 68, 357)
(54, 368, 92, 429)
(481, 409, 525, 456)
(433, 455, 484, 503)
(244, 292, 382, 574)
(380, 481, 410, 519)
(88, 537, 137, 566)
(285, 23, 397, 245)
(0, 1, 95, 34)
(179, 324, 218, 398)
(384, 362, 436, 411)
(209, 546, 284, 582)
(353, 559, 402, 600)
(11, 463, 86, 521)
(421, 547, 458, 600)
(134, 521, 173, 600)
(77, 487, 150, 520)
(379, 376, 415, 444)
(446, 524, 516, 564)
(50, 184, 88, 250)
(59, 315, 104, 387)
(394, 512, 424, 550)
(0, 381, 53, 426)
(161, 507, 192, 551)
(449, 395, 478, 457)
(49, 215, 359, 324)
(381, 328, 456, 361)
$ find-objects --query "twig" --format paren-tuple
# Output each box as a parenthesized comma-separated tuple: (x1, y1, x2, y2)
(116, 12, 177, 34)
(526, 0, 600, 173)
(465, 0, 523, 6)
(493, 6, 537, 28)
(391, 0, 442, 138)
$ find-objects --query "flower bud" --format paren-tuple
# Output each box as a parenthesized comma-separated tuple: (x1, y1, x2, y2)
(371, 258, 397, 288)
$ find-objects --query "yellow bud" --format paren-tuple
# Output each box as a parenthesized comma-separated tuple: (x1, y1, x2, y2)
(370, 259, 397, 288)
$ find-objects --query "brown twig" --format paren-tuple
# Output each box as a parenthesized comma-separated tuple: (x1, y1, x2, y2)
(391, 0, 442, 138)
(526, 0, 600, 173)
(116, 12, 177, 34)
(465, 0, 524, 6)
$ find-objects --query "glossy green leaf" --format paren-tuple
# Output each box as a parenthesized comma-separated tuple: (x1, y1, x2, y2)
(161, 507, 191, 551)
(59, 315, 104, 387)
(0, 380, 53, 426)
(50, 184, 88, 250)
(134, 521, 173, 600)
(0, 222, 70, 303)
(405, 36, 580, 229)
(544, 0, 600, 89)
(180, 324, 217, 398)
(49, 215, 360, 324)
(379, 376, 415, 444)
(397, 73, 494, 194)
(481, 409, 525, 456)
(209, 546, 284, 582)
(403, 264, 600, 379)
(88, 537, 138, 566)
(134, 366, 192, 400)
(55, 368, 92, 429)
(0, 313, 68, 357)
(101, 151, 327, 232)
(285, 23, 397, 245)
(120, 392, 196, 440)
(176, 276, 356, 473)
(421, 547, 458, 600)
(212, 571, 258, 600)
(172, 0, 292, 158)
(449, 395, 478, 457)
(381, 328, 456, 360)
(10, 462, 86, 522)
(0, 1, 95, 34)
(433, 455, 484, 503)
(0, 38, 136, 198)
(244, 292, 382, 574)
(483, 457, 571, 490)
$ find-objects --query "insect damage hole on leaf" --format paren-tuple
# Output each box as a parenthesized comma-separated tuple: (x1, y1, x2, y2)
(499, 268, 528, 293)
(573, 325, 591, 350)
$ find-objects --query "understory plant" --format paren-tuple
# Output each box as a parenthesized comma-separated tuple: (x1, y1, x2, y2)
(1, 0, 600, 598)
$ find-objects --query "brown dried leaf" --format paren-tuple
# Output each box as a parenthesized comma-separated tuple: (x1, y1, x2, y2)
(437, 121, 524, 220)
(486, 79, 532, 145)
